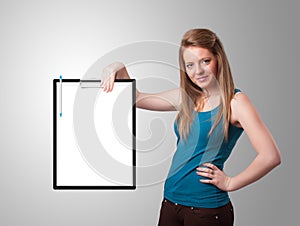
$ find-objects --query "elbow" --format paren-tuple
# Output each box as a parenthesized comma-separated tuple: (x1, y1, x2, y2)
(268, 152, 281, 169)
(259, 151, 281, 170)
(113, 61, 125, 69)
(273, 155, 281, 167)
(273, 147, 281, 167)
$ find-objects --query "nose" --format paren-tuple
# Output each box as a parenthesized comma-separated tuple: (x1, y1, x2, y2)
(195, 63, 205, 75)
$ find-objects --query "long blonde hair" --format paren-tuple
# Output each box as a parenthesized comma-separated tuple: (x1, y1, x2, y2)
(176, 28, 235, 141)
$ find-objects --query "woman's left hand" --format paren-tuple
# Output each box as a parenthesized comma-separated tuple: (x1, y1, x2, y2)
(196, 163, 232, 192)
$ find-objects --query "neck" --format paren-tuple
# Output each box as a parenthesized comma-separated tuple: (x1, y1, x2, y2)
(201, 76, 220, 97)
(202, 85, 220, 98)
(195, 90, 221, 112)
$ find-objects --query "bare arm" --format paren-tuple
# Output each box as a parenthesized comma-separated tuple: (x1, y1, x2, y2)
(197, 92, 281, 191)
(101, 62, 181, 111)
(226, 93, 281, 191)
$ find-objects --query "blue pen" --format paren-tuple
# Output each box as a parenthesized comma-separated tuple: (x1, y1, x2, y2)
(59, 75, 62, 117)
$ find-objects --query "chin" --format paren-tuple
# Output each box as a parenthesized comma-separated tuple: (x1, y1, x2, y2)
(195, 82, 208, 89)
(196, 79, 214, 90)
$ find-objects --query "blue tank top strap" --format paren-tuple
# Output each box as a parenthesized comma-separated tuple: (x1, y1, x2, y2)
(234, 88, 241, 94)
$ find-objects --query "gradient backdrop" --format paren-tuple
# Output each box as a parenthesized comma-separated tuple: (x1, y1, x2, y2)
(0, 0, 299, 225)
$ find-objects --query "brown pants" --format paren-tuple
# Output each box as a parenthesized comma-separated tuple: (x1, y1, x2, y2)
(157, 199, 234, 226)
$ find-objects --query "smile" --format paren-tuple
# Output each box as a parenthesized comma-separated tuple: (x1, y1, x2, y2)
(196, 76, 208, 82)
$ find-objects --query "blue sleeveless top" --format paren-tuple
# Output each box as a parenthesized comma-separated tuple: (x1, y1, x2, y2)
(164, 89, 244, 208)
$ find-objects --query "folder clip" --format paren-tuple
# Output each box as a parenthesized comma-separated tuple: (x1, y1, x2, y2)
(80, 79, 102, 88)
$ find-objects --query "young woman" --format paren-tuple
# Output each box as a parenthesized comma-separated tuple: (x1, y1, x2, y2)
(101, 28, 281, 226)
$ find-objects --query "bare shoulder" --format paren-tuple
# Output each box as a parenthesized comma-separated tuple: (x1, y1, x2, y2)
(231, 92, 251, 109)
(230, 92, 255, 127)
(230, 91, 261, 128)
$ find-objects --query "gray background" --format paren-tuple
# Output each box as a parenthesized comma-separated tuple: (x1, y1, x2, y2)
(1, 0, 299, 225)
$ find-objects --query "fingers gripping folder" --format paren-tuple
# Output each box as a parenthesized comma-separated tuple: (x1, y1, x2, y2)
(53, 77, 136, 190)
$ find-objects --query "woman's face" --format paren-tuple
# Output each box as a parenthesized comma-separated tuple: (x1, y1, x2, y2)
(183, 46, 218, 90)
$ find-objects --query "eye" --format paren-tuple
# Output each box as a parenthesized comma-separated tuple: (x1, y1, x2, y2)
(201, 59, 211, 65)
(186, 63, 193, 69)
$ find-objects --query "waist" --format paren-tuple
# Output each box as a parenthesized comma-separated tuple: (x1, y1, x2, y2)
(162, 198, 233, 210)
(164, 173, 230, 208)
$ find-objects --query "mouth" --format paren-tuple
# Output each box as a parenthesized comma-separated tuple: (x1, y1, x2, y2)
(196, 76, 208, 82)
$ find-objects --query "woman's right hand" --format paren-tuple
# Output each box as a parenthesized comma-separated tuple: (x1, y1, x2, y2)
(100, 62, 129, 93)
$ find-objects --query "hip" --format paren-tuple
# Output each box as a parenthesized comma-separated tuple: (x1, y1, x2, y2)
(158, 199, 234, 226)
